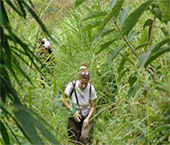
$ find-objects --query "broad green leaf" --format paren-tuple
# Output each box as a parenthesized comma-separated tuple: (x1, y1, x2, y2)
(158, 0, 170, 23)
(108, 45, 124, 66)
(0, 120, 10, 145)
(128, 85, 138, 98)
(143, 19, 152, 29)
(99, 28, 115, 38)
(97, 0, 125, 36)
(94, 28, 115, 42)
(128, 76, 137, 87)
(0, 103, 30, 143)
(15, 109, 59, 144)
(145, 46, 170, 67)
(84, 21, 101, 31)
(139, 38, 170, 68)
(75, 0, 85, 8)
(122, 1, 152, 36)
(135, 42, 149, 50)
(96, 39, 117, 54)
(82, 11, 107, 21)
(14, 110, 42, 144)
(127, 30, 136, 41)
(119, 7, 130, 25)
(29, 114, 59, 144)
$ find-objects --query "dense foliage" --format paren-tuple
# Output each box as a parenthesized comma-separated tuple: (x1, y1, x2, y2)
(1, 0, 170, 144)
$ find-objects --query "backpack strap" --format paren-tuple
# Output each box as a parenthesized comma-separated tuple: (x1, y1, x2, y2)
(89, 84, 91, 99)
(70, 80, 82, 115)
(70, 80, 76, 97)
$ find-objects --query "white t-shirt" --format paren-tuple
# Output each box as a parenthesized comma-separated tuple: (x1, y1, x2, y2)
(64, 80, 97, 117)
(42, 38, 51, 48)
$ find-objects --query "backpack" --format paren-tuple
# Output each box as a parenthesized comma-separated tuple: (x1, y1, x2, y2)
(70, 80, 91, 98)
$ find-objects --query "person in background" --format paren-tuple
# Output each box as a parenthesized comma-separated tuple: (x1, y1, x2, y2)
(38, 38, 52, 55)
(37, 37, 53, 88)
(61, 64, 97, 144)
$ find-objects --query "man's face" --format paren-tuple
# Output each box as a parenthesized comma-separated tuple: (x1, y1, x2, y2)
(79, 79, 89, 89)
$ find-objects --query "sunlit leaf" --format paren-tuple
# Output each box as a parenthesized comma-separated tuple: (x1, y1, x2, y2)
(119, 7, 130, 25)
(122, 1, 152, 36)
(82, 11, 107, 21)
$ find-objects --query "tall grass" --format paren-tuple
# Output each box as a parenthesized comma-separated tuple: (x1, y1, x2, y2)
(7, 0, 170, 144)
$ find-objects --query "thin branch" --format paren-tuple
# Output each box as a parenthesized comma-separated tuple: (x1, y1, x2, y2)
(147, 17, 156, 50)
(113, 18, 138, 58)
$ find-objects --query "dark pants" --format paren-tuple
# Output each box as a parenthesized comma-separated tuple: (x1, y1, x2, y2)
(67, 117, 93, 144)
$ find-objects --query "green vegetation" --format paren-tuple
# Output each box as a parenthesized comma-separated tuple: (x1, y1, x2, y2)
(1, 0, 170, 144)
